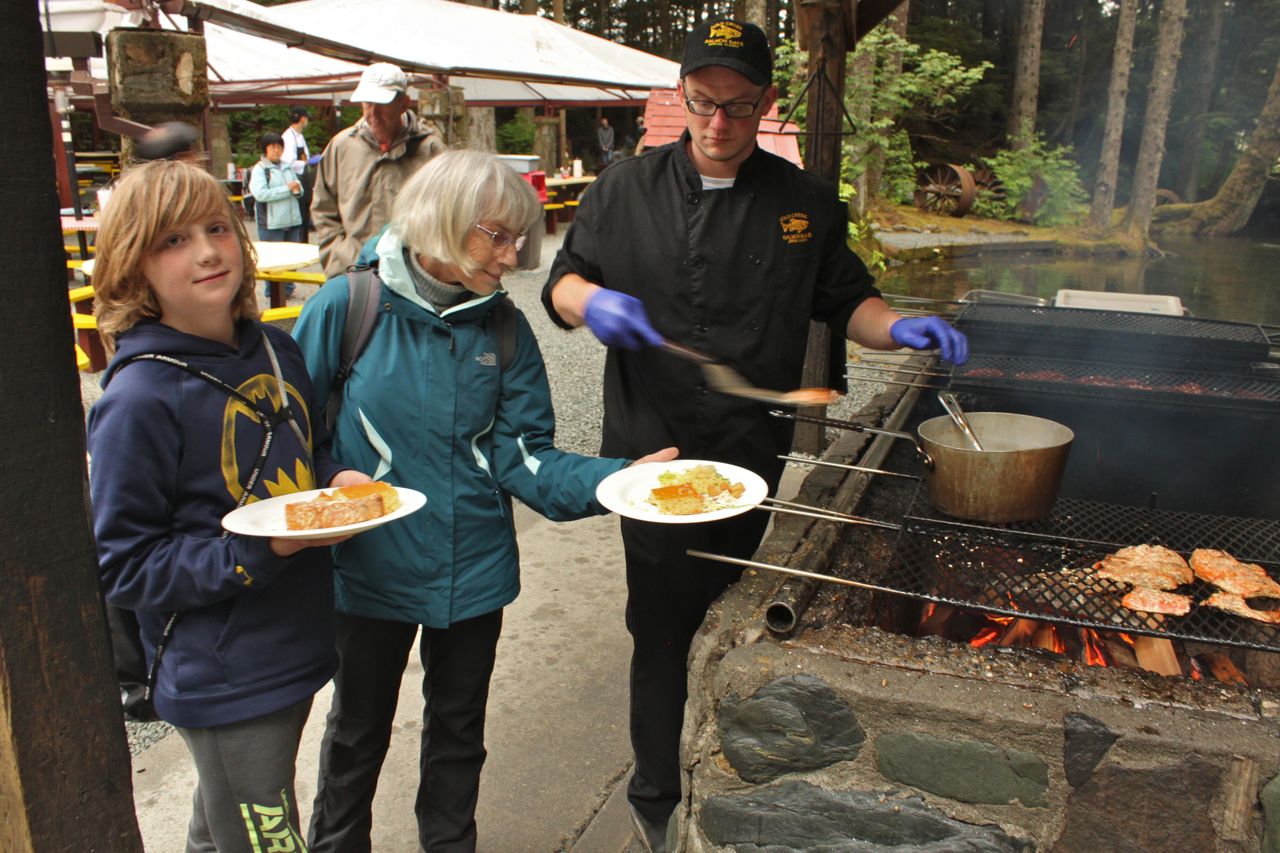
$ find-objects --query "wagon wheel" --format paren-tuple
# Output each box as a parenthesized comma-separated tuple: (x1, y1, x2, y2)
(913, 163, 977, 217)
(971, 165, 1007, 205)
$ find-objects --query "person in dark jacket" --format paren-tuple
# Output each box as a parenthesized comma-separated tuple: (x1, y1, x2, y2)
(541, 19, 968, 852)
(87, 159, 366, 853)
(294, 149, 676, 852)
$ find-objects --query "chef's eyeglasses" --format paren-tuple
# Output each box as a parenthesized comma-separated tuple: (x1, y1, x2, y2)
(473, 223, 527, 251)
(682, 84, 769, 119)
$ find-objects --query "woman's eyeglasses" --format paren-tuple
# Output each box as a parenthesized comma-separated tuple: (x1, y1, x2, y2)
(474, 223, 527, 251)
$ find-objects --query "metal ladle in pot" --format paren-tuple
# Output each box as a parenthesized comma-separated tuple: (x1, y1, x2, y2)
(937, 391, 984, 451)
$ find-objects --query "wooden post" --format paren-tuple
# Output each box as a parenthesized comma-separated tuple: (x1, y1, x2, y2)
(793, 0, 852, 456)
(0, 0, 145, 847)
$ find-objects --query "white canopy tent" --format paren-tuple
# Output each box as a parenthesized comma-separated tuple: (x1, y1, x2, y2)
(42, 0, 677, 106)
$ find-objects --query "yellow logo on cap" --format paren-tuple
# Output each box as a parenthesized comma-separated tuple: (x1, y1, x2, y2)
(779, 212, 812, 243)
(706, 21, 745, 47)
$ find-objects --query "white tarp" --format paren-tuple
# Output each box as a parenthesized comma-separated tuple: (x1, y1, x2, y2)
(41, 0, 677, 105)
(268, 0, 678, 89)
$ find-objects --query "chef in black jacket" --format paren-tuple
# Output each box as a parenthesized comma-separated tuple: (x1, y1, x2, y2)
(541, 18, 967, 851)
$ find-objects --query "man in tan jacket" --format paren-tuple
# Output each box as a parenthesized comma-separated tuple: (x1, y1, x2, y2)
(311, 63, 446, 278)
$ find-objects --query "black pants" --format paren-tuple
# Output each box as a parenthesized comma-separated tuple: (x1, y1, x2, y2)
(298, 166, 315, 234)
(308, 609, 503, 853)
(622, 510, 770, 825)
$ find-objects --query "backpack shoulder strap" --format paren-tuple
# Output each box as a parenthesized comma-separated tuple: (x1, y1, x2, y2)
(493, 297, 517, 371)
(325, 263, 382, 430)
(340, 263, 382, 378)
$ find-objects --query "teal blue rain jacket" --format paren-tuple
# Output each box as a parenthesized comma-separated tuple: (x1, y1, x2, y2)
(293, 229, 628, 627)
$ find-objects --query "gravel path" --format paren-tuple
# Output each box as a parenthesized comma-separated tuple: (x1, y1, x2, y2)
(81, 229, 888, 755)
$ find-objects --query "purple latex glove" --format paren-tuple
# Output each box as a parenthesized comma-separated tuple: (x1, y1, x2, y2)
(583, 289, 663, 350)
(889, 316, 969, 365)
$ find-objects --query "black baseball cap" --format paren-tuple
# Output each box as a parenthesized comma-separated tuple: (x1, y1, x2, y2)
(680, 19, 773, 86)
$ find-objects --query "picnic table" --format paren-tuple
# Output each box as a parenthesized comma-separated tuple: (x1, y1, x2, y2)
(545, 175, 596, 201)
(61, 215, 99, 232)
(253, 241, 322, 308)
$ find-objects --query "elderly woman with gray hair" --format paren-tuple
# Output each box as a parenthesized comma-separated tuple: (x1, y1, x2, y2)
(292, 149, 676, 852)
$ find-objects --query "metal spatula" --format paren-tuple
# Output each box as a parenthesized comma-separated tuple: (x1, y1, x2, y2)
(659, 339, 841, 408)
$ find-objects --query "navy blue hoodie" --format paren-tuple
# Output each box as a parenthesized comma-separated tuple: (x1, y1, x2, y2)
(87, 319, 345, 728)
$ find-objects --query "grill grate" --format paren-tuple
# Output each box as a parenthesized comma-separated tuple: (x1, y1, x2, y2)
(949, 354, 1280, 410)
(957, 304, 1269, 344)
(954, 304, 1273, 370)
(903, 489, 1280, 564)
(886, 487, 1280, 652)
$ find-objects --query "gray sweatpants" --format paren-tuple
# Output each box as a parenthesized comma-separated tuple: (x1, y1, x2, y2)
(176, 697, 313, 853)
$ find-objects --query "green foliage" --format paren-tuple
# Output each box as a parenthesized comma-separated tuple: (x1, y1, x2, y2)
(880, 130, 921, 205)
(970, 135, 1089, 227)
(839, 182, 887, 275)
(225, 104, 351, 167)
(495, 113, 536, 154)
(775, 30, 990, 204)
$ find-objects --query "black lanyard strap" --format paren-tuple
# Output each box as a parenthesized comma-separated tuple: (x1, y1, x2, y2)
(119, 334, 307, 702)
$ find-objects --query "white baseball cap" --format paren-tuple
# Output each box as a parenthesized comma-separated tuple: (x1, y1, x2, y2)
(350, 63, 408, 104)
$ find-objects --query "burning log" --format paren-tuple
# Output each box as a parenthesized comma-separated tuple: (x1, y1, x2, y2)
(997, 619, 1039, 647)
(1132, 635, 1181, 676)
(917, 603, 954, 636)
(1198, 652, 1248, 686)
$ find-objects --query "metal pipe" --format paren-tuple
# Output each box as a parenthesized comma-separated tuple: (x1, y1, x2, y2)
(760, 385, 922, 636)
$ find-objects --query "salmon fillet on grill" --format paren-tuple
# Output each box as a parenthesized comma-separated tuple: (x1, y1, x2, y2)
(1121, 588, 1192, 616)
(1203, 592, 1280, 624)
(1189, 549, 1280, 599)
(1093, 544, 1193, 591)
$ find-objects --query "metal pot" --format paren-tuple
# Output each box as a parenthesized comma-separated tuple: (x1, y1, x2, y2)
(771, 409, 1074, 524)
(916, 412, 1074, 523)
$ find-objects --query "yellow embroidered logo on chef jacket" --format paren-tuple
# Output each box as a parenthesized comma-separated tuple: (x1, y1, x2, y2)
(706, 21, 744, 46)
(779, 212, 812, 244)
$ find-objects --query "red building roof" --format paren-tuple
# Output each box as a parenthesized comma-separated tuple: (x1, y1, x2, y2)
(640, 88, 803, 167)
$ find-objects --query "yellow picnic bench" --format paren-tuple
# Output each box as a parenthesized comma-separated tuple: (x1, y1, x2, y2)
(68, 277, 309, 373)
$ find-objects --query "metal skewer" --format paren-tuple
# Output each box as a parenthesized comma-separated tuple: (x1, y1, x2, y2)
(846, 375, 946, 391)
(847, 362, 953, 378)
(757, 497, 902, 530)
(688, 550, 910, 596)
(850, 357, 953, 374)
(778, 454, 920, 479)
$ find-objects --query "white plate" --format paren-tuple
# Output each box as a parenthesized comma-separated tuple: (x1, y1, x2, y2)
(222, 486, 426, 540)
(596, 461, 767, 524)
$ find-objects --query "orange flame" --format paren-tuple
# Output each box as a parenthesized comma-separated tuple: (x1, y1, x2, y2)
(1080, 629, 1109, 667)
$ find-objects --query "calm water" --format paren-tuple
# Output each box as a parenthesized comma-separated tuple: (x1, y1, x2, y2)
(878, 235, 1280, 328)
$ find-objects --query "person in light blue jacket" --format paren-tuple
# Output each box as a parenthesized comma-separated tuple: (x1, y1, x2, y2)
(250, 131, 303, 299)
(249, 131, 303, 243)
(292, 149, 676, 853)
